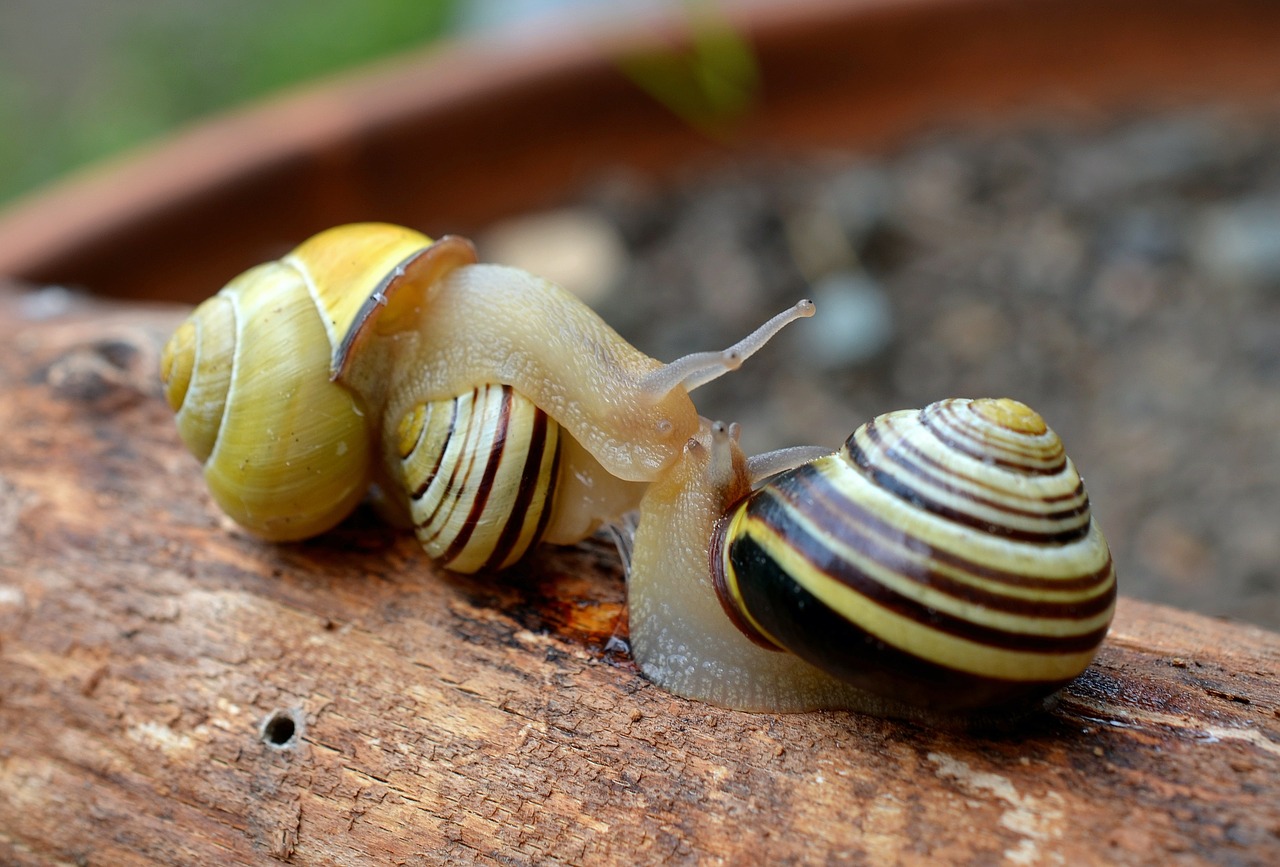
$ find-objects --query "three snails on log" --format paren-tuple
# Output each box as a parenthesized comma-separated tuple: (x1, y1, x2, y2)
(160, 222, 1115, 721)
(159, 222, 811, 571)
(623, 398, 1115, 721)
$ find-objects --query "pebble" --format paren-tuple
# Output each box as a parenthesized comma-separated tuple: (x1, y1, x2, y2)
(478, 207, 629, 305)
(1104, 206, 1183, 263)
(17, 284, 77, 320)
(1191, 198, 1280, 290)
(797, 271, 894, 369)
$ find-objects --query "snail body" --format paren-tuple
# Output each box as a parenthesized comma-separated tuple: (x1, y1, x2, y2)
(626, 398, 1116, 718)
(161, 223, 811, 569)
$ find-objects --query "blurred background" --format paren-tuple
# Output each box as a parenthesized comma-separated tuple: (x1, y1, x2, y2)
(1, 0, 436, 206)
(2, 0, 1278, 630)
(0, 0, 697, 207)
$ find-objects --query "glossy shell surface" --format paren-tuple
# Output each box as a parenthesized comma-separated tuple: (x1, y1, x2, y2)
(714, 398, 1116, 711)
(159, 224, 434, 540)
(396, 383, 562, 573)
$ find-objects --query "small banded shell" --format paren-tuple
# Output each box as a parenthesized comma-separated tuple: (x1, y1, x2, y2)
(712, 397, 1115, 713)
(395, 384, 562, 573)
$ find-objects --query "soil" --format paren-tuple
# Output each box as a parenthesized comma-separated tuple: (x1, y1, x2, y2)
(540, 105, 1280, 630)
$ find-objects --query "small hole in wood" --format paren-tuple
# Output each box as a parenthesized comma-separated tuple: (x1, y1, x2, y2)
(260, 709, 302, 749)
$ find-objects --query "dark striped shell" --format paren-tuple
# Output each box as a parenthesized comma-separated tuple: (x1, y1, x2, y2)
(712, 397, 1115, 713)
(395, 383, 562, 573)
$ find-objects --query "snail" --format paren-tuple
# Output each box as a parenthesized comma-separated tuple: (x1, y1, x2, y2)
(160, 222, 812, 571)
(623, 397, 1116, 719)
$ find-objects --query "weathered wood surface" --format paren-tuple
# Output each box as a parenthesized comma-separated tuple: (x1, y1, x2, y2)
(1, 282, 1278, 866)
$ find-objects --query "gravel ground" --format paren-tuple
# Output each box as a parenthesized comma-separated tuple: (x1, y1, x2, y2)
(483, 105, 1280, 630)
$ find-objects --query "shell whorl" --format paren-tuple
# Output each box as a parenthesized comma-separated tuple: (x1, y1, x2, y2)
(395, 383, 562, 573)
(713, 397, 1116, 712)
(159, 224, 439, 541)
(160, 262, 376, 541)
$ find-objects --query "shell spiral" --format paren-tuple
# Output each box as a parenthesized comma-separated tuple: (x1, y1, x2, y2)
(394, 384, 563, 574)
(159, 224, 436, 540)
(712, 397, 1116, 712)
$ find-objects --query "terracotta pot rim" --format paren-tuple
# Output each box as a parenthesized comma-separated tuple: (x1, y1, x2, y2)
(3, 0, 1279, 300)
(0, 0, 926, 276)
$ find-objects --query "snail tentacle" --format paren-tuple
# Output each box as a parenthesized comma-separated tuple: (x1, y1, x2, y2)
(745, 444, 833, 486)
(637, 299, 815, 398)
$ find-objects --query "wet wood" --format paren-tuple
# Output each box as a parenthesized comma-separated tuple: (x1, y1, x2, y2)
(1, 281, 1278, 865)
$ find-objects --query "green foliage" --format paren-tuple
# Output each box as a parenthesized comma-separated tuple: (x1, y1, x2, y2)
(616, 1, 758, 138)
(0, 0, 458, 206)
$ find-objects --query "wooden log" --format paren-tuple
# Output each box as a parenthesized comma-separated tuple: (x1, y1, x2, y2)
(1, 280, 1277, 865)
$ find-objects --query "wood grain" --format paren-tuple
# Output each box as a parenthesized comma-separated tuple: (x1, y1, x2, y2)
(1, 282, 1277, 865)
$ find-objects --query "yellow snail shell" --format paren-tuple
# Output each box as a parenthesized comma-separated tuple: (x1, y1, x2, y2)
(159, 224, 443, 539)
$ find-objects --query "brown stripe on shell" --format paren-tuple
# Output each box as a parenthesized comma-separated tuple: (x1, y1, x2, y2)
(938, 399, 1066, 468)
(416, 386, 489, 545)
(919, 401, 1066, 474)
(852, 423, 1091, 526)
(408, 401, 456, 501)
(710, 512, 788, 652)
(942, 399, 1068, 466)
(739, 471, 1114, 654)
(438, 385, 512, 566)
(481, 393, 559, 571)
(923, 404, 1064, 472)
(805, 457, 1116, 593)
(857, 419, 1087, 506)
(844, 436, 1093, 545)
(724, 530, 1085, 711)
(523, 426, 562, 564)
(773, 465, 1116, 620)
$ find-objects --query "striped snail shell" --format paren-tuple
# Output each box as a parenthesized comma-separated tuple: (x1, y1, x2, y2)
(162, 222, 813, 572)
(626, 398, 1115, 719)
(394, 383, 562, 573)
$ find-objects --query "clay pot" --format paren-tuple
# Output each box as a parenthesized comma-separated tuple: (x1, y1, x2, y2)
(1, 0, 1279, 301)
